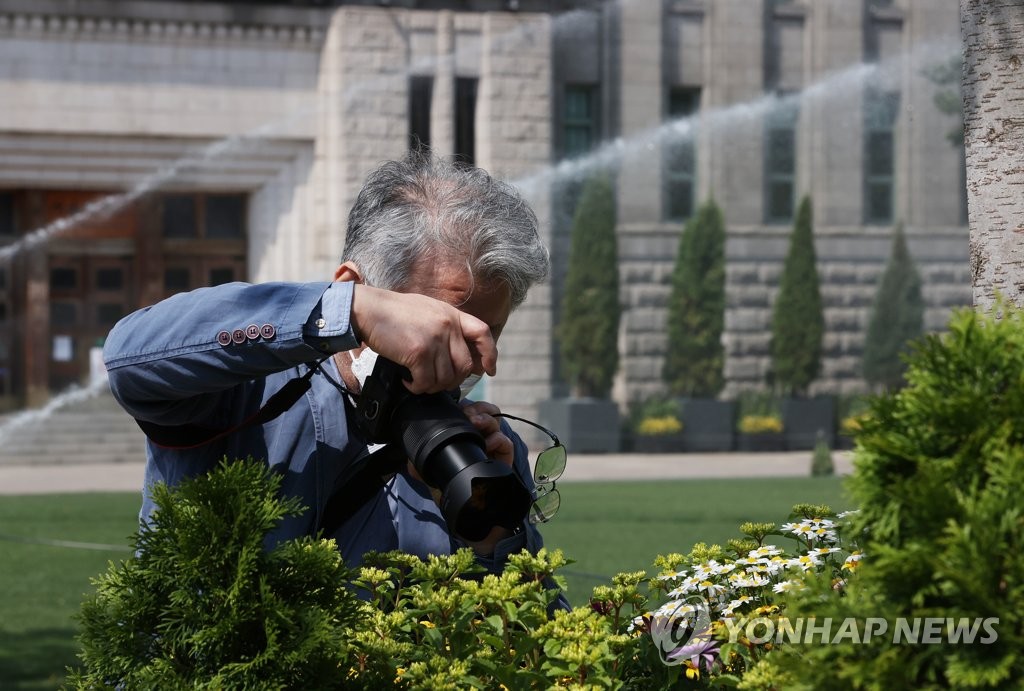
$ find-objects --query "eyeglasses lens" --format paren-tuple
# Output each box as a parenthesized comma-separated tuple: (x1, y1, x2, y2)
(534, 445, 566, 484)
(529, 488, 560, 524)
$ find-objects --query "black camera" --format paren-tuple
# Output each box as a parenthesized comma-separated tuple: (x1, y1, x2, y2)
(350, 356, 532, 542)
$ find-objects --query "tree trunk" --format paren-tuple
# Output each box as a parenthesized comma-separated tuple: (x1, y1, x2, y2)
(961, 1, 1024, 311)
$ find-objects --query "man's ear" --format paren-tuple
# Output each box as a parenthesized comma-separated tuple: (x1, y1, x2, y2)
(333, 261, 363, 283)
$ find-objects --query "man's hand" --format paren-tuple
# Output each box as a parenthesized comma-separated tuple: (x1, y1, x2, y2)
(460, 400, 515, 469)
(350, 284, 497, 394)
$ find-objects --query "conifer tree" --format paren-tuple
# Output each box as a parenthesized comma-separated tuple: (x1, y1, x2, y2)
(558, 174, 620, 398)
(862, 223, 924, 391)
(70, 460, 360, 689)
(664, 199, 726, 397)
(769, 196, 824, 397)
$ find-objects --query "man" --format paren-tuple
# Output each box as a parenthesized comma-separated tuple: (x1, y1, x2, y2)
(104, 155, 551, 572)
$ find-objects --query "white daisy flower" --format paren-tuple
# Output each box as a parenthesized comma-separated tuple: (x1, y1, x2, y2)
(773, 580, 801, 594)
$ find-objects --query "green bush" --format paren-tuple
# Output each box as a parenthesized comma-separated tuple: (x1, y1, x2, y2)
(769, 196, 824, 397)
(558, 174, 620, 399)
(862, 223, 924, 391)
(69, 460, 362, 689)
(810, 434, 834, 476)
(771, 303, 1024, 689)
(664, 199, 727, 397)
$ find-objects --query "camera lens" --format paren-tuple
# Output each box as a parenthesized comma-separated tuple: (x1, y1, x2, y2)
(392, 392, 531, 541)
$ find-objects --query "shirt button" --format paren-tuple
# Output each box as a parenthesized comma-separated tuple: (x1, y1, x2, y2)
(315, 318, 327, 329)
(245, 324, 260, 340)
(260, 323, 276, 340)
(216, 330, 232, 346)
(231, 329, 246, 345)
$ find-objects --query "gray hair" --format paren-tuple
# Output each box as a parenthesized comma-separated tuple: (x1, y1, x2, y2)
(342, 155, 549, 309)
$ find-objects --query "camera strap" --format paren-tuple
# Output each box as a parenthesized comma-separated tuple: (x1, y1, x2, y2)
(133, 360, 325, 449)
(318, 440, 407, 538)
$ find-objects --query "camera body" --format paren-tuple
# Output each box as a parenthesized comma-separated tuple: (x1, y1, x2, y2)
(350, 356, 531, 542)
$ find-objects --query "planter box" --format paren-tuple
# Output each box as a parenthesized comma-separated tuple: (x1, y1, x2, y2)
(678, 398, 736, 452)
(633, 433, 686, 454)
(736, 432, 787, 452)
(538, 398, 621, 454)
(782, 396, 837, 450)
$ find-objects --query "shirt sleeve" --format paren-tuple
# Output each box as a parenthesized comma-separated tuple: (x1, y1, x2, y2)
(103, 281, 360, 425)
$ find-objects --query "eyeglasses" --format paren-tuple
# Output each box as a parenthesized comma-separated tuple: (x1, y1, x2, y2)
(494, 413, 567, 525)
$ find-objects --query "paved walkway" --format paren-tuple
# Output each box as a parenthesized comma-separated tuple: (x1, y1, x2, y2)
(0, 450, 854, 495)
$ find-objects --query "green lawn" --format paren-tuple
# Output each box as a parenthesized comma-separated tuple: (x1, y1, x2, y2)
(0, 493, 140, 690)
(542, 476, 850, 604)
(0, 476, 849, 688)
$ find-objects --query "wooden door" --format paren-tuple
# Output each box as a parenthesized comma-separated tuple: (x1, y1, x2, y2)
(47, 255, 134, 391)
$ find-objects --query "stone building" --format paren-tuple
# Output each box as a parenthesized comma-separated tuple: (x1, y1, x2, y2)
(0, 0, 966, 422)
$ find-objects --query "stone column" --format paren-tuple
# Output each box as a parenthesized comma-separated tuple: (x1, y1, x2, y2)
(617, 0, 662, 224)
(431, 11, 455, 159)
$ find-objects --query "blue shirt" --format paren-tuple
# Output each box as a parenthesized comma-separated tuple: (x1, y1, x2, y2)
(103, 280, 544, 573)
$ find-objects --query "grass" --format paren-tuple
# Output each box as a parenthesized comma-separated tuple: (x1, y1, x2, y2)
(542, 476, 850, 605)
(0, 476, 848, 688)
(0, 493, 140, 690)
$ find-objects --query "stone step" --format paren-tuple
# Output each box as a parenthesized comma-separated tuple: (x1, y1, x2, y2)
(0, 390, 149, 467)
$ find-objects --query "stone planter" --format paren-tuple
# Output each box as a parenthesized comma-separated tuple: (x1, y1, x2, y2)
(736, 432, 787, 452)
(633, 433, 687, 454)
(782, 396, 837, 451)
(538, 398, 621, 454)
(678, 398, 736, 452)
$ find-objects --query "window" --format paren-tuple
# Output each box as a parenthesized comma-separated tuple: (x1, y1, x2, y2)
(0, 192, 13, 236)
(864, 88, 899, 224)
(205, 195, 246, 239)
(50, 267, 77, 291)
(163, 196, 198, 238)
(165, 268, 190, 293)
(209, 268, 235, 286)
(663, 87, 701, 221)
(454, 78, 478, 165)
(161, 194, 247, 239)
(563, 85, 598, 159)
(409, 76, 433, 153)
(764, 97, 799, 223)
(96, 268, 124, 291)
(50, 302, 77, 326)
(97, 303, 125, 325)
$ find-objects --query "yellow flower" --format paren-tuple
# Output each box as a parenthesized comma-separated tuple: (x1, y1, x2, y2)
(738, 415, 783, 434)
(419, 619, 436, 629)
(638, 415, 683, 435)
(840, 413, 870, 435)
(684, 660, 701, 680)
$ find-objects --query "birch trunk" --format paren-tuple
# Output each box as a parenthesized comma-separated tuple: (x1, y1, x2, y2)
(961, 0, 1024, 311)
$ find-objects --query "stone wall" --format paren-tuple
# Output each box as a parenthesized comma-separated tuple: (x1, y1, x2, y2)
(610, 0, 969, 408)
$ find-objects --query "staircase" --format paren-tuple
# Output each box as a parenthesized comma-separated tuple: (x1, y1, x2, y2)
(0, 389, 147, 467)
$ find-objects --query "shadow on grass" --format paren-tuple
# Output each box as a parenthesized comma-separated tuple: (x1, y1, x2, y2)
(0, 628, 80, 690)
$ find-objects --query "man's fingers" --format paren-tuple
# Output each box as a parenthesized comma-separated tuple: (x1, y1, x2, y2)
(484, 432, 514, 467)
(459, 312, 497, 376)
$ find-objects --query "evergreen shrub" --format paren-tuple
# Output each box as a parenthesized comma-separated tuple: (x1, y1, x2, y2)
(664, 199, 726, 397)
(70, 460, 361, 689)
(769, 197, 824, 397)
(772, 302, 1024, 689)
(558, 174, 620, 398)
(862, 223, 924, 391)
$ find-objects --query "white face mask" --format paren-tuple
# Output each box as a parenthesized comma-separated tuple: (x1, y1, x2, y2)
(349, 347, 482, 400)
(348, 347, 379, 390)
(459, 373, 483, 400)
